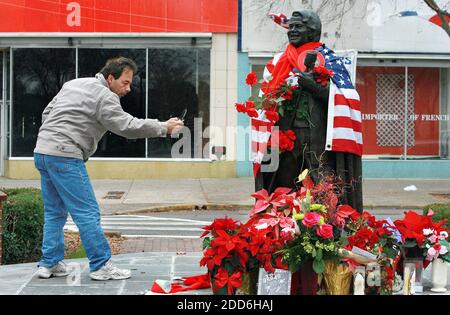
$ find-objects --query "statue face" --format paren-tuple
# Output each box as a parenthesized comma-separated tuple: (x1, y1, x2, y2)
(287, 12, 321, 47)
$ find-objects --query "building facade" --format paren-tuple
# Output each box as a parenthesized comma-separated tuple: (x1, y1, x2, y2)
(0, 0, 239, 179)
(238, 0, 450, 179)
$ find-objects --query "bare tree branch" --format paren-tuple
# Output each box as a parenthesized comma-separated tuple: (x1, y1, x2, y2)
(423, 0, 450, 37)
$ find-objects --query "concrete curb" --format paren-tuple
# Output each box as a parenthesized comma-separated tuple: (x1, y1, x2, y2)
(114, 204, 254, 215)
(113, 203, 426, 215)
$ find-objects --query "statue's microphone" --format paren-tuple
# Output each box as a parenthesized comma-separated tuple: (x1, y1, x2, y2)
(304, 51, 317, 72)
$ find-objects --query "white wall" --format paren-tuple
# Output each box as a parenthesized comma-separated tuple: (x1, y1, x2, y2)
(210, 33, 238, 161)
(242, 0, 450, 54)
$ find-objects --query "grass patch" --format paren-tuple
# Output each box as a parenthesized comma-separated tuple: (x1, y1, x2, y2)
(423, 202, 450, 228)
(66, 245, 86, 259)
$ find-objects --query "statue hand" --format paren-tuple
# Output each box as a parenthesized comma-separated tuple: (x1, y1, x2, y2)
(297, 72, 318, 92)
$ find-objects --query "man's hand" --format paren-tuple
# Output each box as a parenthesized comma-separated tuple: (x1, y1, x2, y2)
(166, 117, 184, 135)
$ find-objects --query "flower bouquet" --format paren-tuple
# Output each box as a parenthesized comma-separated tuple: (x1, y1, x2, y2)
(394, 210, 448, 265)
(200, 218, 250, 295)
(200, 216, 288, 295)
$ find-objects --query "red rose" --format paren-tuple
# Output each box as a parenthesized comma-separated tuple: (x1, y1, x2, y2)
(235, 103, 246, 113)
(302, 212, 321, 228)
(284, 130, 296, 141)
(279, 136, 294, 151)
(246, 71, 258, 86)
(246, 108, 259, 118)
(316, 224, 334, 239)
(265, 111, 279, 123)
(245, 100, 255, 110)
(283, 89, 293, 100)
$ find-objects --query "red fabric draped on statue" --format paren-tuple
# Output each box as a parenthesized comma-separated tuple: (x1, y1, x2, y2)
(261, 42, 322, 97)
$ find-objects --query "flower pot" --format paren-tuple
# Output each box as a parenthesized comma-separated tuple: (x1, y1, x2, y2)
(211, 280, 237, 295)
(291, 261, 318, 295)
(236, 269, 259, 295)
(431, 258, 448, 293)
(323, 261, 352, 295)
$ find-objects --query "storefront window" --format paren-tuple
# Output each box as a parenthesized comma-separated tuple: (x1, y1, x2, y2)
(11, 48, 75, 157)
(78, 48, 146, 158)
(357, 66, 448, 160)
(10, 46, 211, 159)
(147, 48, 210, 158)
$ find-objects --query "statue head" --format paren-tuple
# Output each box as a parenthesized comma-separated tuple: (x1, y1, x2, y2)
(287, 11, 322, 47)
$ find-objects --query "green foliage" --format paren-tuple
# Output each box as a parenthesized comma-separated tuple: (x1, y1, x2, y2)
(423, 203, 450, 228)
(1, 188, 44, 264)
(66, 244, 86, 259)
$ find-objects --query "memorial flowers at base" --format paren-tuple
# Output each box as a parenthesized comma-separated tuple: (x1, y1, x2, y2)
(340, 209, 403, 295)
(200, 216, 289, 295)
(198, 170, 449, 295)
(423, 228, 450, 263)
(394, 210, 449, 268)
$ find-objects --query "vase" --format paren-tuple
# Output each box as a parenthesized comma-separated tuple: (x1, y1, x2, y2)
(431, 258, 448, 293)
(235, 269, 259, 295)
(323, 261, 352, 295)
(291, 261, 318, 295)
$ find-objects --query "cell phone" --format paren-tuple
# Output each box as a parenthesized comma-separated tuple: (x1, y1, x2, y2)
(179, 109, 187, 121)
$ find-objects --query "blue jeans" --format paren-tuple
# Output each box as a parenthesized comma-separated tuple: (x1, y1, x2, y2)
(34, 153, 111, 272)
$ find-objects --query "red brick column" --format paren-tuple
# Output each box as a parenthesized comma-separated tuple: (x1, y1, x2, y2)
(0, 191, 6, 265)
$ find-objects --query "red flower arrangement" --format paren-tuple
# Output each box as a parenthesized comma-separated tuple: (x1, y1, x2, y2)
(200, 216, 289, 294)
(313, 66, 334, 87)
(267, 130, 296, 153)
(394, 210, 447, 247)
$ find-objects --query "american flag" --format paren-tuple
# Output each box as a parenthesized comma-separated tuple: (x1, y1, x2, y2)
(268, 13, 289, 29)
(251, 45, 362, 177)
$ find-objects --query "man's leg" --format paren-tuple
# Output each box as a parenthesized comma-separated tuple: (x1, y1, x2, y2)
(43, 155, 111, 272)
(34, 153, 68, 268)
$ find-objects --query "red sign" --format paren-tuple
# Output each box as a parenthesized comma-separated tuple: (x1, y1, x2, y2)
(0, 0, 237, 33)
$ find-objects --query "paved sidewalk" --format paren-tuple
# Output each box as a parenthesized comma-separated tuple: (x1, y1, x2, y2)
(1, 177, 449, 214)
(1, 177, 449, 295)
(0, 252, 209, 295)
(1, 252, 448, 295)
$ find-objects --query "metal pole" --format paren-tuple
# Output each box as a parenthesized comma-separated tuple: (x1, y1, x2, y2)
(403, 67, 409, 160)
(145, 48, 148, 159)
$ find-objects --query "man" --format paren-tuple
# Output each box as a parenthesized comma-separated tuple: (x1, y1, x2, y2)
(254, 11, 363, 212)
(33, 57, 184, 280)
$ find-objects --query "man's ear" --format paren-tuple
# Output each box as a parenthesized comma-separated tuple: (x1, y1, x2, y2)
(106, 74, 114, 85)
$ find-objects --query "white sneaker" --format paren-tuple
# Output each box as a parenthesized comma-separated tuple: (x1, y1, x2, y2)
(89, 260, 131, 281)
(37, 261, 69, 279)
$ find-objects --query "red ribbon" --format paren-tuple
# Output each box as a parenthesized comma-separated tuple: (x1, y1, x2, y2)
(213, 270, 243, 295)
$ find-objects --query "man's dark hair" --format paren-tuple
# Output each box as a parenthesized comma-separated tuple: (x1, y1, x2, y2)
(100, 57, 138, 79)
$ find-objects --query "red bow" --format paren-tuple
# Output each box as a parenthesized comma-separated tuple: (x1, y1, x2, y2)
(213, 269, 242, 295)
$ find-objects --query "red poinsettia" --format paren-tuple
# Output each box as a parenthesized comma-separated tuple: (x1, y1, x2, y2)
(245, 71, 258, 86)
(332, 204, 358, 229)
(200, 247, 222, 270)
(346, 226, 380, 252)
(394, 211, 448, 247)
(200, 217, 240, 238)
(250, 187, 292, 216)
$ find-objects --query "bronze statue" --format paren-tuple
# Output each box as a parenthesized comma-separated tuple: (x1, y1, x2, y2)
(255, 10, 363, 212)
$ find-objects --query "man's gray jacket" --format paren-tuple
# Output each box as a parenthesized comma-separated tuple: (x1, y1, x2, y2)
(34, 74, 168, 161)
